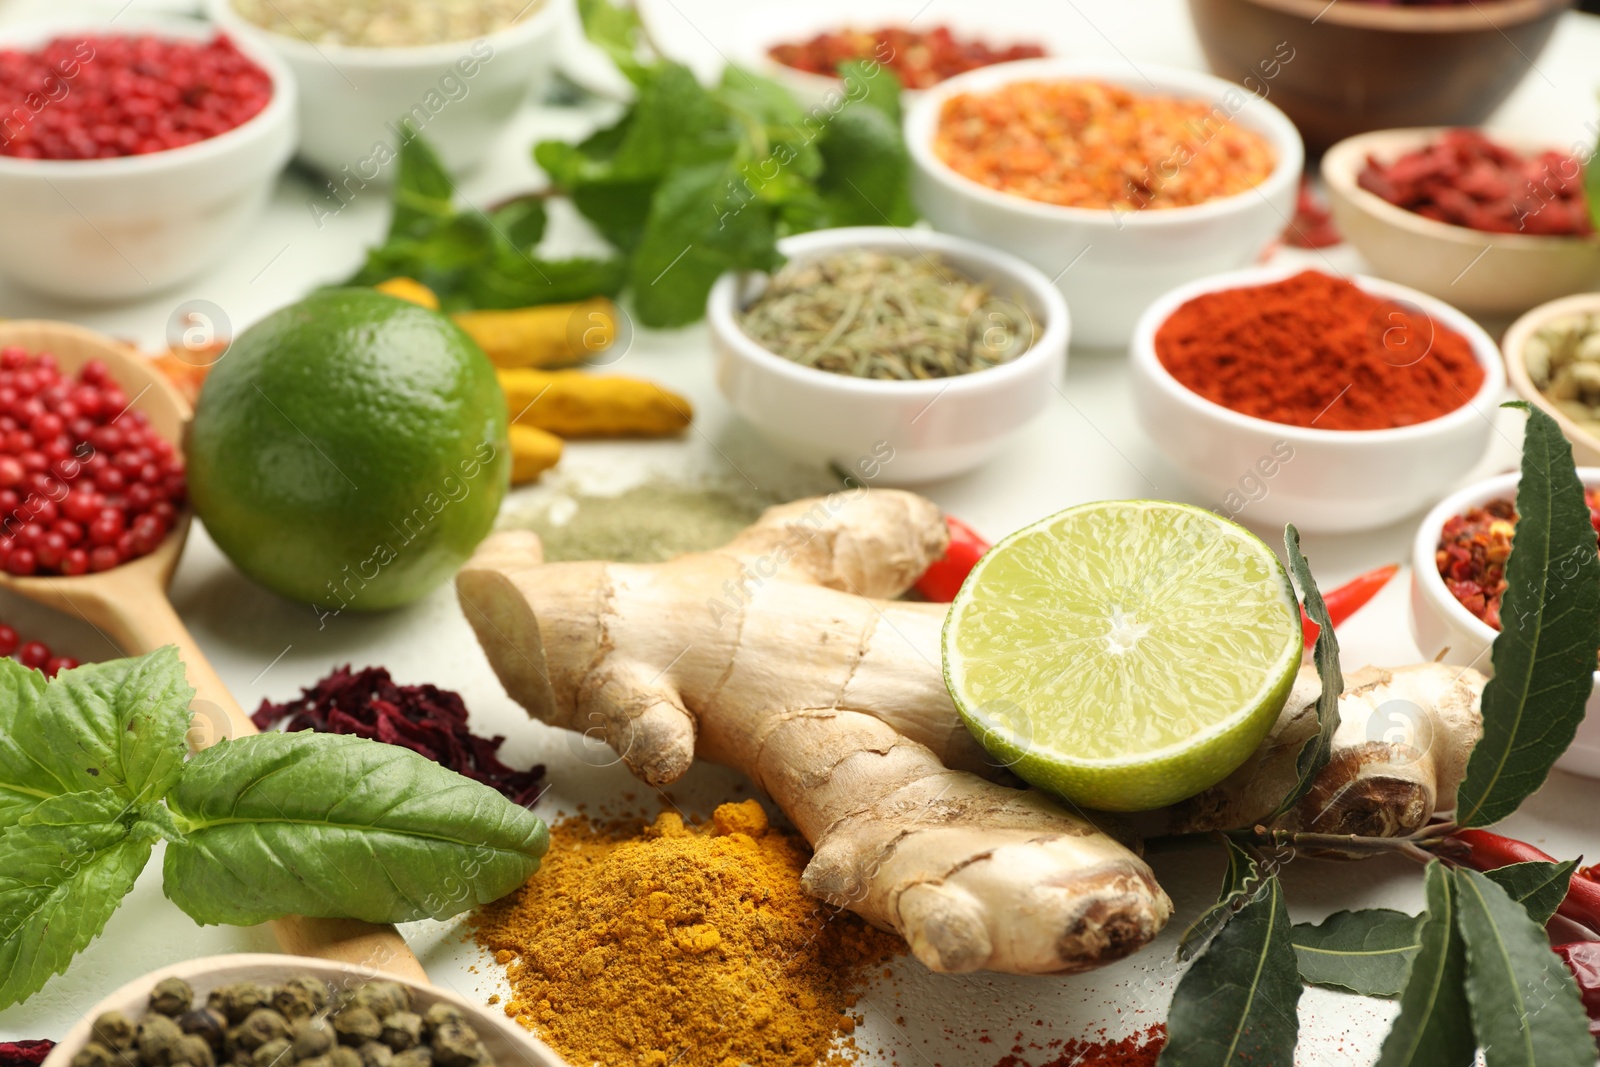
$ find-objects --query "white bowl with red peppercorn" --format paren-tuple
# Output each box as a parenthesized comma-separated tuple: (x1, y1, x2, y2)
(0, 18, 296, 301)
(1410, 469, 1600, 779)
(41, 955, 569, 1067)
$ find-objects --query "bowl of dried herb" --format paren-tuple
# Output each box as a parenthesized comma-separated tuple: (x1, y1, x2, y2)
(708, 226, 1069, 485)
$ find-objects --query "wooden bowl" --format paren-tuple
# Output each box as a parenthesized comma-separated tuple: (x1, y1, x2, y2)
(39, 954, 570, 1067)
(1187, 0, 1571, 156)
(1322, 127, 1600, 317)
(1503, 292, 1600, 466)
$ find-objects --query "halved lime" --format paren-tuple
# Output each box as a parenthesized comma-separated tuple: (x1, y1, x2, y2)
(942, 500, 1302, 812)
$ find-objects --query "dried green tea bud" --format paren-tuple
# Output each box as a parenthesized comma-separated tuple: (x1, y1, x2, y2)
(290, 1017, 334, 1060)
(210, 985, 276, 1026)
(390, 1050, 431, 1067)
(356, 1043, 392, 1067)
(378, 1015, 420, 1053)
(250, 1039, 292, 1067)
(357, 984, 409, 1019)
(139, 1014, 186, 1066)
(173, 1035, 216, 1067)
(92, 1011, 137, 1051)
(332, 1009, 381, 1047)
(232, 1011, 291, 1053)
(326, 1048, 361, 1067)
(295, 1056, 330, 1067)
(178, 1009, 228, 1051)
(150, 979, 195, 1017)
(418, 1007, 461, 1036)
(428, 1022, 484, 1067)
(71, 1042, 121, 1067)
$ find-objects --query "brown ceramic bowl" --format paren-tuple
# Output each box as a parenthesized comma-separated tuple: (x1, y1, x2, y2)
(1187, 0, 1571, 155)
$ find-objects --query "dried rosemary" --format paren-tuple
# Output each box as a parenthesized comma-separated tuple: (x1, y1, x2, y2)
(737, 249, 1033, 380)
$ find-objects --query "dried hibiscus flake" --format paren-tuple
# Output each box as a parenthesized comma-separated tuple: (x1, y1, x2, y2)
(252, 666, 546, 806)
(0, 1042, 55, 1067)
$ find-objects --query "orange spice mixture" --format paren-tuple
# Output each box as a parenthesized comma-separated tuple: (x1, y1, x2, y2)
(933, 80, 1277, 210)
(472, 800, 902, 1067)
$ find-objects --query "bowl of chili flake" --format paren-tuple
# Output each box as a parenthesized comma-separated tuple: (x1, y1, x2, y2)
(904, 57, 1302, 348)
(0, 17, 296, 301)
(1323, 127, 1600, 317)
(1411, 469, 1600, 779)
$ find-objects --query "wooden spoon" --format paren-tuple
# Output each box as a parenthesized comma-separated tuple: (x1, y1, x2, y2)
(0, 320, 427, 982)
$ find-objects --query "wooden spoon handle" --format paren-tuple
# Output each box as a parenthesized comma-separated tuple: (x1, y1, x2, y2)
(103, 592, 430, 983)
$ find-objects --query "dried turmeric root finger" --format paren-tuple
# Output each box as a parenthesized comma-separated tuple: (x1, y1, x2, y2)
(508, 423, 562, 484)
(454, 298, 618, 369)
(374, 276, 440, 310)
(498, 368, 691, 438)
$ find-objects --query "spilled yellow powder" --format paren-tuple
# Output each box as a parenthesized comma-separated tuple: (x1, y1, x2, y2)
(472, 800, 901, 1067)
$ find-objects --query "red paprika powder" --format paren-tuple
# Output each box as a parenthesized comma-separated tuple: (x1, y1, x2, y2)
(1154, 270, 1485, 431)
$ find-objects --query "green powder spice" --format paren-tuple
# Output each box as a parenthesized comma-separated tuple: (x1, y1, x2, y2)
(512, 483, 773, 563)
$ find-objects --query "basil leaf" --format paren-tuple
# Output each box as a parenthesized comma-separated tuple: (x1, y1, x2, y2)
(1374, 862, 1474, 1067)
(1291, 908, 1422, 997)
(1457, 403, 1600, 827)
(1484, 859, 1579, 926)
(1177, 835, 1257, 962)
(1267, 525, 1341, 822)
(0, 790, 153, 1008)
(1158, 875, 1300, 1067)
(21, 647, 193, 806)
(163, 732, 548, 926)
(0, 659, 53, 829)
(1452, 867, 1594, 1067)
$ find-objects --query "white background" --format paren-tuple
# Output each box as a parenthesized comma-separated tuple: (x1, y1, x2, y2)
(2, 0, 1599, 1063)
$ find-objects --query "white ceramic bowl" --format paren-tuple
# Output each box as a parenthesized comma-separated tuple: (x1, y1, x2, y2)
(1323, 128, 1600, 318)
(709, 227, 1069, 485)
(0, 17, 296, 302)
(904, 57, 1303, 349)
(1410, 470, 1600, 778)
(41, 954, 570, 1067)
(1129, 265, 1506, 532)
(1502, 292, 1600, 467)
(205, 0, 568, 178)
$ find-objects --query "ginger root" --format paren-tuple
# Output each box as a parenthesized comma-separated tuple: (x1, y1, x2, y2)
(458, 490, 1172, 975)
(457, 489, 1488, 973)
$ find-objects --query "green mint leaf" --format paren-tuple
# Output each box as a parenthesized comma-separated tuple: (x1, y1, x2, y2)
(1158, 875, 1300, 1067)
(577, 0, 650, 86)
(1374, 862, 1475, 1067)
(162, 732, 548, 926)
(1452, 867, 1594, 1066)
(462, 254, 627, 311)
(488, 195, 548, 252)
(0, 659, 53, 829)
(22, 648, 193, 806)
(1457, 403, 1600, 827)
(608, 64, 737, 179)
(389, 129, 456, 241)
(837, 59, 904, 124)
(815, 73, 916, 229)
(0, 790, 153, 1008)
(1268, 525, 1342, 822)
(1176, 835, 1258, 962)
(1291, 908, 1422, 998)
(1483, 859, 1579, 926)
(629, 159, 782, 328)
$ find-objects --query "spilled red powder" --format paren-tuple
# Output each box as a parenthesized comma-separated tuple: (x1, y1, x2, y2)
(0, 1042, 55, 1067)
(991, 1025, 1165, 1067)
(252, 665, 545, 805)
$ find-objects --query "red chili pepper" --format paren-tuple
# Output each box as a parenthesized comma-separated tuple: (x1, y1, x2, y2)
(1300, 563, 1399, 648)
(1449, 829, 1600, 933)
(1554, 943, 1600, 1035)
(915, 516, 990, 602)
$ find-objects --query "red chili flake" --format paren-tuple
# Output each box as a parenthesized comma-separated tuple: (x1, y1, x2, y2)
(252, 666, 546, 806)
(990, 1025, 1165, 1067)
(0, 1042, 55, 1067)
(1359, 128, 1593, 238)
(768, 25, 1044, 89)
(1284, 177, 1341, 248)
(1437, 489, 1600, 631)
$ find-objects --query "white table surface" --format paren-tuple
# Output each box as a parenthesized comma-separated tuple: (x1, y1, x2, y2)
(3, 1, 1599, 1063)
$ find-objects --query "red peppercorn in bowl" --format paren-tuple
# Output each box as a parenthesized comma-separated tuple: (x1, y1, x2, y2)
(0, 17, 295, 301)
(1129, 265, 1505, 532)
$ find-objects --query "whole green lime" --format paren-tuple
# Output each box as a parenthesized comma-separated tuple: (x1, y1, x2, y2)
(187, 289, 509, 611)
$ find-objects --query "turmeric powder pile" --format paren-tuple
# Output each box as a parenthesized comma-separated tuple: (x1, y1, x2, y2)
(471, 800, 902, 1067)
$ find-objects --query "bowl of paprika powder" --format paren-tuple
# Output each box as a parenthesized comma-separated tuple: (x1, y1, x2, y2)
(1130, 266, 1504, 533)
